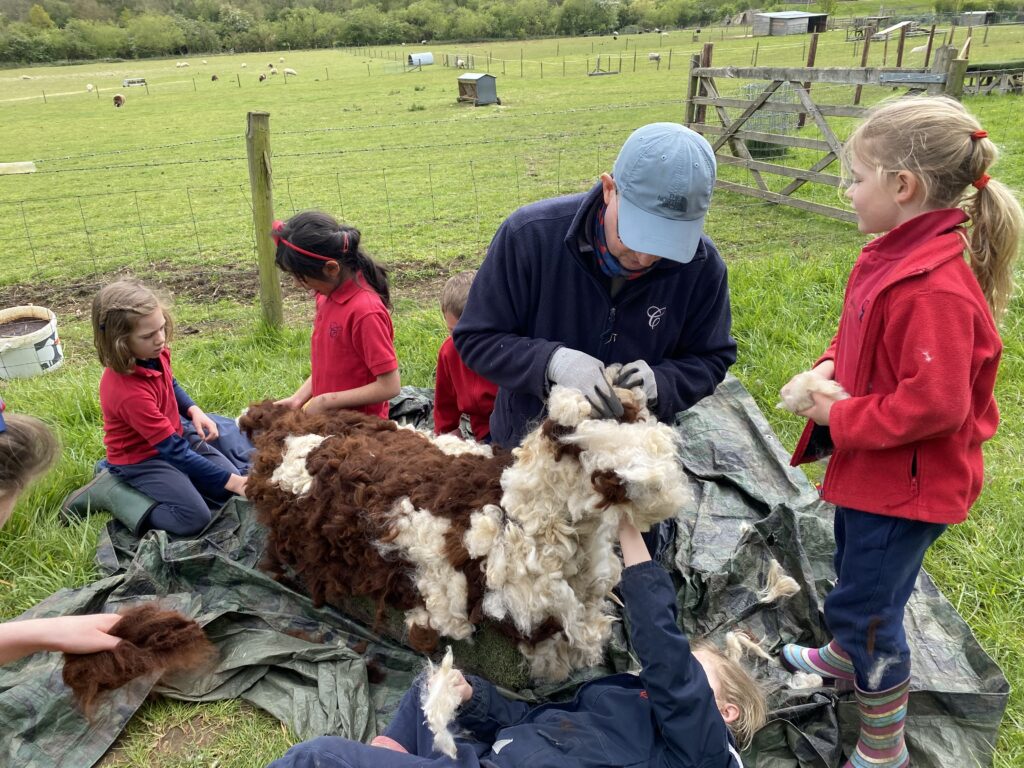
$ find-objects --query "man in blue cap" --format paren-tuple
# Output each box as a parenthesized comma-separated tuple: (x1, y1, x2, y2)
(454, 122, 736, 449)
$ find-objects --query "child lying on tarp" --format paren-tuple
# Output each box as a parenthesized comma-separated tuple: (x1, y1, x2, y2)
(0, 399, 122, 665)
(267, 515, 767, 768)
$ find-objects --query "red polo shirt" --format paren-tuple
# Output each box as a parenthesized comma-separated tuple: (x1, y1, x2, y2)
(434, 336, 498, 441)
(311, 276, 397, 420)
(101, 347, 183, 465)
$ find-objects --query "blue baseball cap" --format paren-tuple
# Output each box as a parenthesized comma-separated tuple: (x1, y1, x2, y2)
(612, 122, 716, 263)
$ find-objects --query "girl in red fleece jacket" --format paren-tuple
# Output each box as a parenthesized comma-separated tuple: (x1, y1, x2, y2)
(780, 97, 1022, 768)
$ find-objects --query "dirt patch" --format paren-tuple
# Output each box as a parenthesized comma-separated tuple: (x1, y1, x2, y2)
(1, 258, 465, 318)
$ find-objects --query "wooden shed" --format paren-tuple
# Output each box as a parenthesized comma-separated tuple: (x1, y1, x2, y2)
(960, 10, 996, 25)
(753, 11, 828, 36)
(457, 73, 499, 106)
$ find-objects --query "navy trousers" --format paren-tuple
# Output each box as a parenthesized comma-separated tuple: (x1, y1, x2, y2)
(268, 681, 489, 768)
(110, 415, 252, 537)
(825, 506, 946, 691)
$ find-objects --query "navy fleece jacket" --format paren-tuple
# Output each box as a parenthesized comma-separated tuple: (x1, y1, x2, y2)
(453, 183, 736, 448)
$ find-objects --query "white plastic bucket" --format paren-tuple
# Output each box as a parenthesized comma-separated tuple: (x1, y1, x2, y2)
(0, 305, 64, 379)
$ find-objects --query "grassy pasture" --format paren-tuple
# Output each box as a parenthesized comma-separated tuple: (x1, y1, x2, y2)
(1, 27, 1023, 768)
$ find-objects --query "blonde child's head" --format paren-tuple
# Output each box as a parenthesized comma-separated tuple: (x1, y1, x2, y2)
(440, 271, 477, 333)
(692, 641, 768, 749)
(0, 408, 60, 528)
(844, 96, 1023, 319)
(92, 280, 174, 374)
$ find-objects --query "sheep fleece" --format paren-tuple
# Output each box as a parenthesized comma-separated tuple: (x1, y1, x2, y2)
(240, 383, 690, 681)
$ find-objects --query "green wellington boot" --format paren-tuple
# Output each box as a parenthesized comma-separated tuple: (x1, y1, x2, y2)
(60, 469, 157, 536)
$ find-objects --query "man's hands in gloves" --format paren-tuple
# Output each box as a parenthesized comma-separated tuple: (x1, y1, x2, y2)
(546, 347, 624, 419)
(614, 360, 658, 407)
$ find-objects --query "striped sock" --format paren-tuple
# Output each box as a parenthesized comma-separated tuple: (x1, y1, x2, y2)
(845, 679, 910, 768)
(781, 639, 856, 680)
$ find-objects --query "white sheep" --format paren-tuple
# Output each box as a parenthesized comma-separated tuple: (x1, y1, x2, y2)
(202, 59, 208, 64)
(241, 63, 247, 68)
(279, 56, 285, 62)
(911, 44, 928, 54)
(648, 52, 661, 62)
(283, 67, 297, 76)
(86, 83, 94, 92)
(455, 57, 466, 69)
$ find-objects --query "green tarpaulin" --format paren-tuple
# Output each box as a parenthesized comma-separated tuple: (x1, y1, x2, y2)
(0, 378, 1007, 767)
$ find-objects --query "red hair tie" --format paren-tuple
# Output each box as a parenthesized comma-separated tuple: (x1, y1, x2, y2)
(972, 173, 991, 191)
(270, 219, 336, 263)
(971, 130, 988, 140)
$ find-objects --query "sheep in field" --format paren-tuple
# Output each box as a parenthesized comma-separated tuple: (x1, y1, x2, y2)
(113, 93, 125, 108)
(259, 73, 267, 82)
(86, 83, 94, 92)
(211, 74, 219, 81)
(279, 56, 285, 62)
(283, 67, 298, 76)
(240, 375, 689, 682)
(649, 52, 661, 62)
(241, 63, 247, 68)
(455, 57, 466, 69)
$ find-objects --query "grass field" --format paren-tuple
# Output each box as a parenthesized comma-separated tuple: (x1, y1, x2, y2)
(1, 26, 1023, 768)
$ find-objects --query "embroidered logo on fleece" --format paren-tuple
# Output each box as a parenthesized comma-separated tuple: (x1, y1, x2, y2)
(492, 738, 514, 754)
(647, 306, 666, 330)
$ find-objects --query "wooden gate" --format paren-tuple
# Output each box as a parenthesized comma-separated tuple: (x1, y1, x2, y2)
(685, 49, 967, 221)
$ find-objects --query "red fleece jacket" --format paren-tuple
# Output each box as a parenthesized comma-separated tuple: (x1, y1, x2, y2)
(792, 209, 1002, 524)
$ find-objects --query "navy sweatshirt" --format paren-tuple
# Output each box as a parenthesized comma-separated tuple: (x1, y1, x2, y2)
(457, 561, 742, 768)
(453, 184, 736, 448)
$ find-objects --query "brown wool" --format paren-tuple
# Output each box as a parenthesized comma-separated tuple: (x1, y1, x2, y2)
(62, 605, 215, 716)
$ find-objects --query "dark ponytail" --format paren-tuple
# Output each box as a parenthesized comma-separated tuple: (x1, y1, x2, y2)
(273, 211, 392, 308)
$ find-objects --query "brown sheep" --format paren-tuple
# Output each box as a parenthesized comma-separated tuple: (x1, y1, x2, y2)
(240, 379, 689, 681)
(112, 94, 125, 108)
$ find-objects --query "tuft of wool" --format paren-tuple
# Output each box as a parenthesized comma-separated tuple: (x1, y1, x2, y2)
(724, 631, 773, 662)
(788, 671, 824, 689)
(777, 372, 849, 413)
(757, 559, 801, 603)
(421, 647, 464, 758)
(270, 433, 329, 496)
(62, 605, 215, 717)
(429, 433, 494, 458)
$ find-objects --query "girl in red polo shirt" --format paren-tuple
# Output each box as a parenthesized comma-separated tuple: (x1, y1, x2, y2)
(272, 212, 400, 418)
(67, 280, 249, 538)
(780, 97, 1022, 768)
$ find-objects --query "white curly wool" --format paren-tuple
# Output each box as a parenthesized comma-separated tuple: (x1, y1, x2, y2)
(430, 433, 494, 458)
(789, 671, 824, 689)
(725, 631, 773, 662)
(421, 647, 463, 758)
(777, 372, 849, 413)
(757, 559, 801, 603)
(382, 499, 473, 640)
(270, 434, 328, 496)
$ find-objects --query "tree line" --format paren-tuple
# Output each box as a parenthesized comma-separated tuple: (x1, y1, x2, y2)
(2, 0, 1022, 64)
(1, 0, 738, 64)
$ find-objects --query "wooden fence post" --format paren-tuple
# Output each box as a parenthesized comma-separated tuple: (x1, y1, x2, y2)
(854, 27, 874, 105)
(245, 111, 283, 329)
(696, 43, 713, 123)
(929, 45, 954, 94)
(895, 24, 907, 67)
(798, 32, 819, 128)
(924, 24, 936, 68)
(945, 57, 969, 99)
(685, 53, 701, 126)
